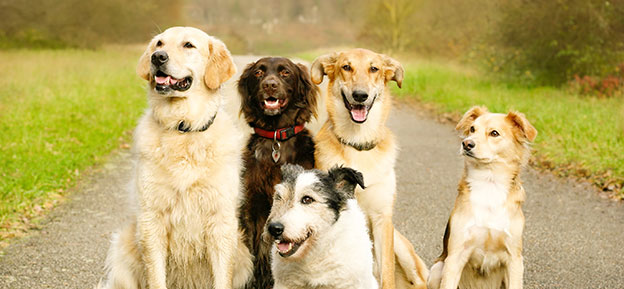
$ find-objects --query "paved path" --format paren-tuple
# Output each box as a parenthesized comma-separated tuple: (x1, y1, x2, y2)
(1, 56, 623, 288)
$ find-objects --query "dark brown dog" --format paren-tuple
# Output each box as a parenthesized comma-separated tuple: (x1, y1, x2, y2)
(237, 57, 319, 289)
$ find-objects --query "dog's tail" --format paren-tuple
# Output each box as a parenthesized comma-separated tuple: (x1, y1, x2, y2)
(394, 230, 429, 289)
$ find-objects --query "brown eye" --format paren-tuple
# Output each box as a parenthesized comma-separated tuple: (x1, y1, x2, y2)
(342, 65, 351, 72)
(490, 130, 500, 137)
(470, 126, 475, 133)
(301, 196, 315, 205)
(184, 42, 195, 48)
(280, 70, 290, 77)
(370, 66, 379, 73)
(254, 70, 264, 78)
(156, 40, 163, 47)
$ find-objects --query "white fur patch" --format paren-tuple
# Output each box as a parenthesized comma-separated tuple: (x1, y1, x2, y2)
(295, 172, 319, 194)
(465, 168, 511, 236)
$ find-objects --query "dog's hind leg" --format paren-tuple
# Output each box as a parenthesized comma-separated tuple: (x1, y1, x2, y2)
(98, 223, 145, 289)
(394, 230, 428, 289)
(232, 234, 254, 289)
(427, 261, 444, 289)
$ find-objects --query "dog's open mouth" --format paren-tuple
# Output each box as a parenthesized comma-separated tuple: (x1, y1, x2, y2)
(262, 97, 288, 111)
(154, 70, 192, 93)
(274, 232, 310, 258)
(342, 91, 371, 123)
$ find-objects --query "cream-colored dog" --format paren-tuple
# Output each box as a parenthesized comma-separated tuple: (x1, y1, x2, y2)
(310, 48, 428, 289)
(97, 27, 252, 289)
(427, 106, 537, 289)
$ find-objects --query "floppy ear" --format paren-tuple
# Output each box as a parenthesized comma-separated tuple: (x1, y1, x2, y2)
(204, 39, 236, 90)
(237, 62, 258, 118)
(310, 52, 337, 85)
(383, 55, 404, 88)
(295, 63, 319, 120)
(456, 106, 489, 136)
(136, 40, 154, 81)
(506, 111, 538, 143)
(328, 166, 365, 198)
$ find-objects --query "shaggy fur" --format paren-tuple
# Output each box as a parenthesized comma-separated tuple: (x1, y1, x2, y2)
(237, 57, 319, 288)
(310, 48, 429, 289)
(97, 27, 252, 289)
(267, 164, 378, 289)
(427, 106, 537, 289)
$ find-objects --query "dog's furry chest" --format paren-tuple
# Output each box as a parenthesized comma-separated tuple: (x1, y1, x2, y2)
(464, 178, 511, 236)
(134, 115, 241, 259)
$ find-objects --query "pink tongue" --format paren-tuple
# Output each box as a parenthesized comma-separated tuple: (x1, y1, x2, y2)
(350, 106, 368, 122)
(277, 242, 291, 252)
(155, 76, 171, 85)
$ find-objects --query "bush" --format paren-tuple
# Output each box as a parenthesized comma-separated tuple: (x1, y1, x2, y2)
(485, 0, 624, 86)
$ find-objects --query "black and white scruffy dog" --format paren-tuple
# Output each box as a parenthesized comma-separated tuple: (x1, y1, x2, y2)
(265, 164, 378, 289)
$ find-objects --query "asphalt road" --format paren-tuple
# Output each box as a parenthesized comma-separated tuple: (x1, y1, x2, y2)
(1, 56, 623, 289)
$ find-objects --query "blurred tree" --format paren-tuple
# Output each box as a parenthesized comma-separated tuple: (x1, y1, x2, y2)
(359, 0, 416, 52)
(0, 0, 184, 49)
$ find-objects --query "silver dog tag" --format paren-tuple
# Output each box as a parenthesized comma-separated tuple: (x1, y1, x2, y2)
(271, 141, 281, 163)
(272, 149, 281, 163)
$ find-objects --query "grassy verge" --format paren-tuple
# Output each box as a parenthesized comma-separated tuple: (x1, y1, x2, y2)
(296, 51, 624, 198)
(0, 45, 147, 246)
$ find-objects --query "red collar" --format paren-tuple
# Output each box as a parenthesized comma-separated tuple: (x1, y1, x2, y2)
(253, 125, 305, 141)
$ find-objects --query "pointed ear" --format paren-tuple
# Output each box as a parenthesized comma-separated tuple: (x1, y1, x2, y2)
(136, 39, 154, 81)
(328, 166, 365, 198)
(296, 63, 319, 119)
(506, 111, 538, 143)
(382, 55, 404, 88)
(456, 106, 489, 136)
(204, 38, 236, 90)
(310, 52, 337, 85)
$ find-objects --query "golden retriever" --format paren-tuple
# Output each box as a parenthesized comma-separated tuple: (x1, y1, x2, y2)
(97, 27, 252, 289)
(427, 106, 537, 289)
(310, 48, 428, 289)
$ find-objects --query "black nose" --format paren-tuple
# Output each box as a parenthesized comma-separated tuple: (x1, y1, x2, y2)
(268, 222, 284, 238)
(352, 91, 368, 102)
(462, 139, 475, 151)
(151, 51, 168, 66)
(262, 79, 279, 91)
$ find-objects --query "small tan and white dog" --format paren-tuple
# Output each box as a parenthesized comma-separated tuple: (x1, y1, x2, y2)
(311, 48, 428, 289)
(427, 106, 537, 289)
(266, 164, 378, 289)
(97, 27, 252, 289)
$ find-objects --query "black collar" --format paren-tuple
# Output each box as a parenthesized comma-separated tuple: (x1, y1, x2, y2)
(176, 110, 218, 133)
(336, 135, 377, 151)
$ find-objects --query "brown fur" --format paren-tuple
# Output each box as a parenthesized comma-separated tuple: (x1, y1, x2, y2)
(311, 48, 428, 289)
(428, 106, 537, 289)
(237, 57, 319, 289)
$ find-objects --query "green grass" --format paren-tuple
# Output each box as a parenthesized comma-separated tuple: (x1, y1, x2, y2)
(296, 51, 624, 195)
(0, 46, 147, 236)
(394, 59, 624, 190)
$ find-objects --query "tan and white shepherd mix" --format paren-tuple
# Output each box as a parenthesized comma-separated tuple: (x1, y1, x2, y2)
(310, 48, 428, 289)
(97, 27, 252, 289)
(266, 164, 378, 289)
(427, 106, 537, 289)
